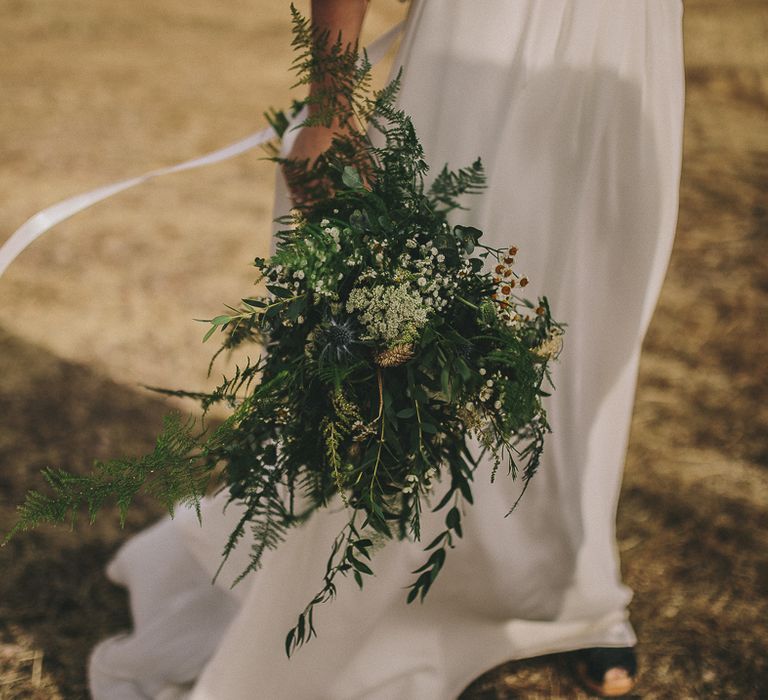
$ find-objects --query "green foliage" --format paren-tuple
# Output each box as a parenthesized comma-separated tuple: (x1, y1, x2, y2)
(5, 415, 207, 543)
(7, 7, 564, 658)
(428, 158, 487, 216)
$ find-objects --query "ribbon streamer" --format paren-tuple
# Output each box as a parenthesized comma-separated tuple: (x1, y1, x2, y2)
(0, 21, 403, 279)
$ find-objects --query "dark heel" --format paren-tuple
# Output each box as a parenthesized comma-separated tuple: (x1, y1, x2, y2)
(575, 647, 637, 697)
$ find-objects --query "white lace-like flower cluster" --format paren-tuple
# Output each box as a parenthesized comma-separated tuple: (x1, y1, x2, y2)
(345, 225, 477, 346)
(346, 283, 430, 344)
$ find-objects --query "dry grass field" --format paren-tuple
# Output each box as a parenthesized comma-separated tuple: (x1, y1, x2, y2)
(1, 1, 766, 698)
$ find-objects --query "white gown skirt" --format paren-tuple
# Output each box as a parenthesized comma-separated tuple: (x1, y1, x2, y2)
(89, 1, 685, 698)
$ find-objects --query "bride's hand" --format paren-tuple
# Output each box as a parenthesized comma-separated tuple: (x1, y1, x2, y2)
(282, 125, 335, 206)
(283, 122, 360, 205)
(286, 124, 337, 166)
(284, 0, 369, 203)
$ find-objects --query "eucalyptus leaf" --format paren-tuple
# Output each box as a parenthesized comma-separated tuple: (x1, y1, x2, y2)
(267, 285, 294, 299)
(342, 166, 364, 189)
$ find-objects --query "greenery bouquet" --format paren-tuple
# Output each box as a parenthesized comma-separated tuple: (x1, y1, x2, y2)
(8, 9, 563, 654)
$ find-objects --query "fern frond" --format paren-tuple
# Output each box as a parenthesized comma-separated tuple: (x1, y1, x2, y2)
(5, 414, 209, 543)
(427, 158, 486, 215)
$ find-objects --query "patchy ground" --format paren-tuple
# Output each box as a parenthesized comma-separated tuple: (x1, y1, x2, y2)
(1, 1, 766, 698)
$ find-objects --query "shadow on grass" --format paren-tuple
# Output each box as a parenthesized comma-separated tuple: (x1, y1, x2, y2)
(0, 327, 167, 698)
(0, 322, 766, 699)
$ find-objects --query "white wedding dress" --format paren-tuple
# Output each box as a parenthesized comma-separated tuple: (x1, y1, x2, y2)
(89, 2, 685, 698)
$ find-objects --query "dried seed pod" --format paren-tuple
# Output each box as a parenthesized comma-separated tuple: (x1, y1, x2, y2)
(374, 343, 415, 367)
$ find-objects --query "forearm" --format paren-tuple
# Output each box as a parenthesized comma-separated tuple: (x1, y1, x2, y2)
(308, 0, 369, 119)
(312, 0, 369, 48)
(287, 1, 370, 174)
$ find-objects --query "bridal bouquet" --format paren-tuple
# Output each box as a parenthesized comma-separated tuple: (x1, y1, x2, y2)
(8, 9, 562, 654)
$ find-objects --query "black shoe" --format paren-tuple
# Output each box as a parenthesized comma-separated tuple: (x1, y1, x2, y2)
(575, 647, 637, 697)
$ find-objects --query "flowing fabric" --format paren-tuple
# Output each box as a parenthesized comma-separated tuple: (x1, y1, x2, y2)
(89, 1, 685, 698)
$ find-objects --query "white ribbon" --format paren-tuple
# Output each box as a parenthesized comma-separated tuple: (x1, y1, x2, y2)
(0, 22, 403, 279)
